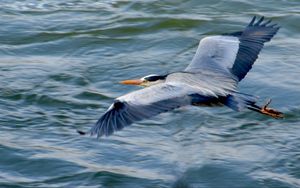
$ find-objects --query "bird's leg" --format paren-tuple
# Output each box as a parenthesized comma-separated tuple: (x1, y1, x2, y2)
(248, 99, 284, 118)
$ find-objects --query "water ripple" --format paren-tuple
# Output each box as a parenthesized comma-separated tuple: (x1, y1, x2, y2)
(1, 0, 300, 187)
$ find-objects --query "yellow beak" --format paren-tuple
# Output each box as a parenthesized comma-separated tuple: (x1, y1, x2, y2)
(119, 79, 143, 85)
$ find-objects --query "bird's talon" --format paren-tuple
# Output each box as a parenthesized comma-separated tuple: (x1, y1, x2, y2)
(263, 99, 272, 109)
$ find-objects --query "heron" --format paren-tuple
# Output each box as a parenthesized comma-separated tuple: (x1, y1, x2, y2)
(82, 16, 283, 138)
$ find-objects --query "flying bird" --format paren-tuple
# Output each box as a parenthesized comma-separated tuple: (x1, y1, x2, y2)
(83, 16, 283, 138)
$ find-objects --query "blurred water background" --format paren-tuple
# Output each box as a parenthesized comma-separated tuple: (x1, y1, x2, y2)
(0, 0, 300, 187)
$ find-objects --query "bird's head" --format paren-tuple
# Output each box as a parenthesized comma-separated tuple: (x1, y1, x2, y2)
(120, 74, 167, 87)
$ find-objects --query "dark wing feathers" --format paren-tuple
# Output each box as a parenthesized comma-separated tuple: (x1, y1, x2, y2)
(90, 98, 187, 137)
(92, 100, 151, 137)
(228, 16, 280, 81)
(185, 16, 279, 82)
(90, 83, 208, 138)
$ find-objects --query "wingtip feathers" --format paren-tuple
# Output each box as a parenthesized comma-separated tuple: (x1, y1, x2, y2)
(248, 16, 280, 30)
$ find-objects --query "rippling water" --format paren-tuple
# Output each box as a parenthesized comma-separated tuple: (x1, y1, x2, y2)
(1, 0, 300, 187)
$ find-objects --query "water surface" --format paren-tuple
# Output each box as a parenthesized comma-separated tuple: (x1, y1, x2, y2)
(0, 0, 300, 187)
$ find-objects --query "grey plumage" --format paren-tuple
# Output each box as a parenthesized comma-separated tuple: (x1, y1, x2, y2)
(89, 16, 280, 138)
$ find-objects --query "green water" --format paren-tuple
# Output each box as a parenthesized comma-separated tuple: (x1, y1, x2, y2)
(0, 0, 300, 187)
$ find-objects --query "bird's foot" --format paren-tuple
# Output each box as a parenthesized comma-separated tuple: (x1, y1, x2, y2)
(260, 99, 284, 119)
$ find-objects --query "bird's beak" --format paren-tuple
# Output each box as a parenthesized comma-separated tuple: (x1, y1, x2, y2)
(119, 79, 143, 85)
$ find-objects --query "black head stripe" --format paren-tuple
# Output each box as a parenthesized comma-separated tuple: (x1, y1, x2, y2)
(145, 75, 167, 82)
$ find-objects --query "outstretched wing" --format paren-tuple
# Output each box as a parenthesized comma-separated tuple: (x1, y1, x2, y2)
(90, 81, 220, 138)
(185, 16, 280, 81)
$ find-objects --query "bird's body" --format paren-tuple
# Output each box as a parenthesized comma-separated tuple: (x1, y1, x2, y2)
(87, 16, 283, 138)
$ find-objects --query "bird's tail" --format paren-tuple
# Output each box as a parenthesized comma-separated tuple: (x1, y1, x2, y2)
(224, 93, 283, 118)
